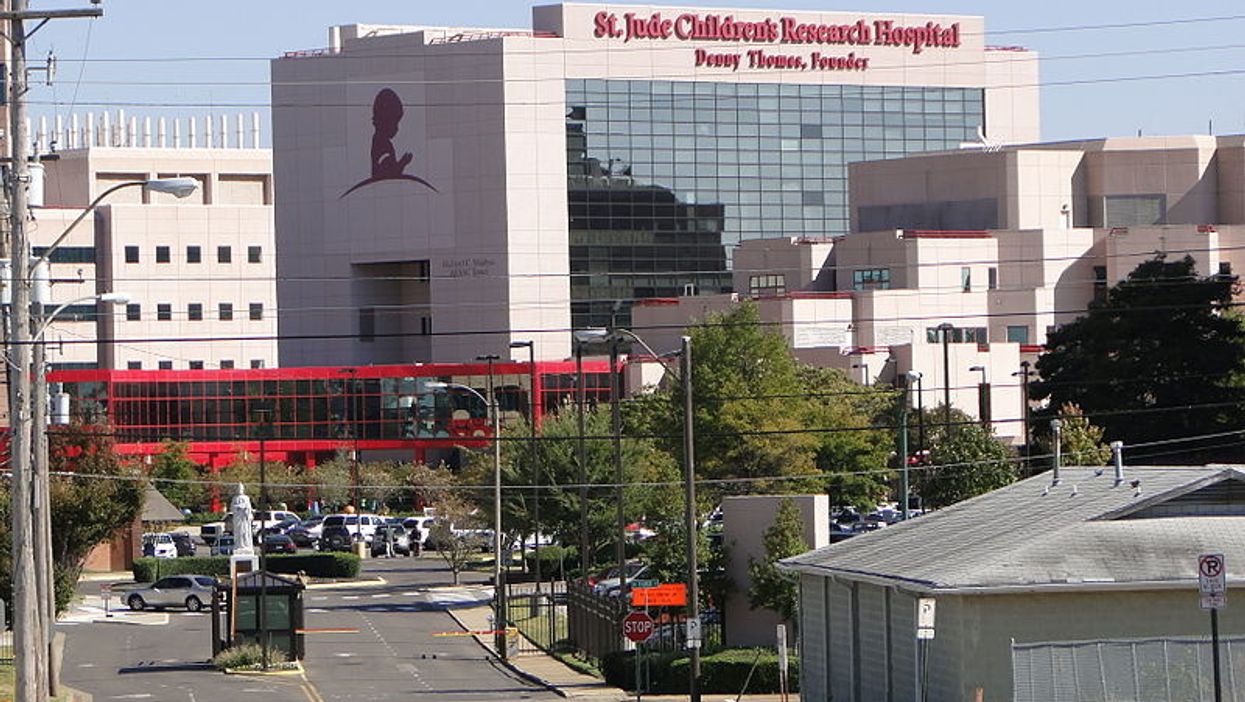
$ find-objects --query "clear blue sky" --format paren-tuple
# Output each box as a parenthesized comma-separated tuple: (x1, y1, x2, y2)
(24, 0, 1245, 145)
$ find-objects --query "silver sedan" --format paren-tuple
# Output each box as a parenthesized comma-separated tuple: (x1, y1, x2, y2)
(126, 575, 217, 612)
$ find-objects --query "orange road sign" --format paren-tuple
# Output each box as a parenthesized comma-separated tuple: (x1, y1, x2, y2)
(631, 583, 687, 607)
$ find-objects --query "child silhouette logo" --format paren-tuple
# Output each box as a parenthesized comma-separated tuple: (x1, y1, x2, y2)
(341, 88, 438, 198)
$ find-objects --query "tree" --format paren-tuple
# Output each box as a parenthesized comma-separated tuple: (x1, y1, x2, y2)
(466, 406, 678, 573)
(0, 425, 149, 613)
(148, 441, 204, 511)
(1034, 403, 1112, 468)
(427, 491, 487, 585)
(798, 366, 896, 508)
(1033, 255, 1245, 462)
(747, 498, 806, 625)
(915, 409, 1017, 509)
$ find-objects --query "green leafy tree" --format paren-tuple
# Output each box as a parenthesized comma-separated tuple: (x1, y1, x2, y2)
(1034, 403, 1112, 467)
(798, 366, 896, 508)
(149, 441, 205, 511)
(915, 409, 1017, 508)
(467, 407, 678, 572)
(1033, 255, 1245, 463)
(747, 498, 806, 624)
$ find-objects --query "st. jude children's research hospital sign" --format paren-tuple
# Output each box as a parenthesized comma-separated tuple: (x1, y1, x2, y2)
(592, 11, 962, 72)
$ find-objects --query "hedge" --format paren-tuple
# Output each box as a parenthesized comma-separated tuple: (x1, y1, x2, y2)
(602, 647, 798, 694)
(133, 553, 360, 582)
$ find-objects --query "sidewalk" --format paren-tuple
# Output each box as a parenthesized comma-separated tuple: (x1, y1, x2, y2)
(447, 603, 797, 702)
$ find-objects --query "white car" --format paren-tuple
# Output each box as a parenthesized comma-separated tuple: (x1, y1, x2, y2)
(142, 532, 177, 559)
(253, 510, 301, 533)
(321, 513, 384, 544)
(402, 516, 435, 545)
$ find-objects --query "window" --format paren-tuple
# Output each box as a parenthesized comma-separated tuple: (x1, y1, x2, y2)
(961, 267, 972, 292)
(250, 359, 265, 369)
(124, 246, 139, 264)
(155, 246, 170, 263)
(189, 361, 204, 370)
(247, 245, 262, 264)
(32, 246, 95, 264)
(188, 303, 203, 321)
(187, 245, 201, 263)
(748, 274, 787, 297)
(125, 303, 141, 321)
(1219, 262, 1233, 277)
(249, 303, 263, 321)
(217, 246, 232, 263)
(420, 317, 432, 336)
(126, 361, 142, 370)
(1006, 325, 1030, 345)
(359, 307, 375, 342)
(219, 303, 233, 321)
(926, 326, 989, 344)
(158, 361, 173, 370)
(157, 304, 172, 321)
(988, 267, 998, 291)
(220, 360, 234, 369)
(852, 268, 891, 291)
(1096, 194, 1167, 227)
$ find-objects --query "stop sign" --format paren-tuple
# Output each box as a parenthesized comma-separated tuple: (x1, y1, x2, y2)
(622, 610, 656, 643)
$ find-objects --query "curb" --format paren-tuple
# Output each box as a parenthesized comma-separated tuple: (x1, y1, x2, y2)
(444, 607, 565, 695)
(223, 661, 304, 677)
(303, 575, 387, 590)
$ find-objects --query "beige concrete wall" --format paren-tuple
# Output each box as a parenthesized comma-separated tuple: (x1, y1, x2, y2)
(722, 494, 828, 647)
(98, 204, 277, 370)
(1104, 225, 1221, 283)
(984, 47, 1040, 145)
(932, 588, 1245, 702)
(733, 237, 833, 294)
(1084, 137, 1219, 226)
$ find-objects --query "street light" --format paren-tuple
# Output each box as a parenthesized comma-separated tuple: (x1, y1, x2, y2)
(17, 176, 197, 698)
(508, 340, 542, 594)
(969, 365, 990, 428)
(426, 365, 507, 660)
(1012, 360, 1036, 472)
(900, 370, 922, 521)
(936, 322, 954, 426)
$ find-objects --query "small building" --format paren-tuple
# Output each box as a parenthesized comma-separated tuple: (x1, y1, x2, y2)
(783, 465, 1245, 702)
(83, 484, 184, 572)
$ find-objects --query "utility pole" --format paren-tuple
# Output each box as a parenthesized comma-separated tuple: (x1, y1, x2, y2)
(680, 335, 701, 702)
(4, 7, 99, 699)
(575, 340, 588, 578)
(609, 331, 625, 602)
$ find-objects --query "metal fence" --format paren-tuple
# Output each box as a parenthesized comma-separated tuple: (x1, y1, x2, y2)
(1014, 636, 1245, 702)
(509, 580, 722, 662)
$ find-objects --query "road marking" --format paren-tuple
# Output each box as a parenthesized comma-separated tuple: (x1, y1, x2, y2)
(333, 652, 354, 658)
(306, 608, 329, 613)
(341, 596, 359, 601)
(371, 594, 391, 599)
(111, 695, 153, 699)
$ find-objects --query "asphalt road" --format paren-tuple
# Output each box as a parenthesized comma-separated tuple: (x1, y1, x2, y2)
(58, 555, 561, 702)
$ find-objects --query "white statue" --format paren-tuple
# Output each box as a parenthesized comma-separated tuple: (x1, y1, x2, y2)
(230, 483, 255, 555)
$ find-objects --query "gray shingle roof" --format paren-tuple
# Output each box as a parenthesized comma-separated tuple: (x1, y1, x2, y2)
(782, 465, 1245, 592)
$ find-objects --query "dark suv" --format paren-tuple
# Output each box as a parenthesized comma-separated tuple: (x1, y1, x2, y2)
(319, 524, 361, 552)
(170, 532, 197, 557)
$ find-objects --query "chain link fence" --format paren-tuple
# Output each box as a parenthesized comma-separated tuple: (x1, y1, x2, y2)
(1014, 635, 1245, 702)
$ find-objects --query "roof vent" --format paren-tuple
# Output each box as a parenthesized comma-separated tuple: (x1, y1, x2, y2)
(1111, 441, 1125, 486)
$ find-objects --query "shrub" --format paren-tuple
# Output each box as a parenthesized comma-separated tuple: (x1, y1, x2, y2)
(520, 545, 578, 578)
(133, 553, 360, 582)
(602, 648, 798, 694)
(212, 643, 265, 671)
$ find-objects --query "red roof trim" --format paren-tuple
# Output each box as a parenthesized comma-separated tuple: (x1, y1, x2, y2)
(1020, 344, 1045, 353)
(632, 298, 682, 307)
(48, 360, 611, 383)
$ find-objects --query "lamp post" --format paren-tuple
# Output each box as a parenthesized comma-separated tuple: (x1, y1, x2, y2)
(251, 406, 273, 671)
(969, 365, 990, 428)
(426, 377, 506, 658)
(936, 322, 954, 426)
(23, 177, 194, 697)
(509, 340, 541, 594)
(913, 371, 925, 462)
(900, 370, 922, 521)
(1013, 360, 1036, 472)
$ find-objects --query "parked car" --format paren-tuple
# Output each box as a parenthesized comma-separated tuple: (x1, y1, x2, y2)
(592, 561, 650, 597)
(127, 575, 217, 612)
(370, 524, 413, 557)
(320, 514, 383, 544)
(287, 517, 325, 548)
(402, 516, 434, 546)
(319, 524, 363, 552)
(253, 510, 301, 533)
(142, 533, 177, 559)
(170, 532, 197, 557)
(210, 534, 236, 557)
(199, 520, 227, 546)
(264, 517, 302, 536)
(261, 533, 298, 554)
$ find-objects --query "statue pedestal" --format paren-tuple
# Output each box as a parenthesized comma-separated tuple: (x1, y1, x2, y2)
(230, 552, 259, 580)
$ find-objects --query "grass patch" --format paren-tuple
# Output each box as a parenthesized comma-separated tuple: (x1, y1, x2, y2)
(0, 664, 70, 701)
(552, 651, 603, 679)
